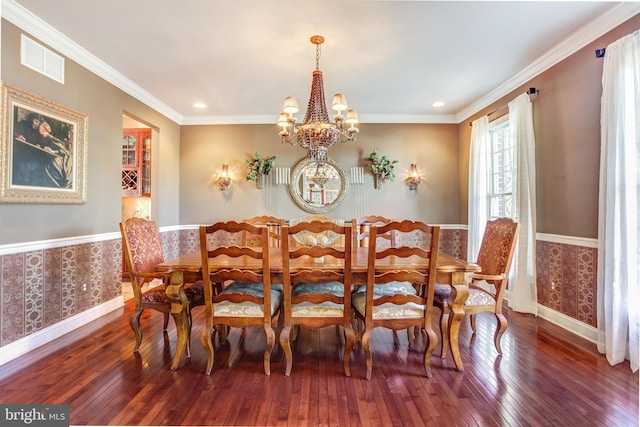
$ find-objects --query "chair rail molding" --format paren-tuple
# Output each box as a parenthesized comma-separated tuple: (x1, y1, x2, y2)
(536, 232, 597, 248)
(0, 231, 121, 256)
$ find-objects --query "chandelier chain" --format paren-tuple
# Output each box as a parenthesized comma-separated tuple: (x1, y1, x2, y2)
(316, 43, 321, 71)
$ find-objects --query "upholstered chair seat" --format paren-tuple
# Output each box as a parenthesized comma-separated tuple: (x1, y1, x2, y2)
(434, 282, 496, 307)
(140, 282, 205, 306)
(213, 282, 283, 317)
(290, 281, 346, 317)
(352, 281, 422, 319)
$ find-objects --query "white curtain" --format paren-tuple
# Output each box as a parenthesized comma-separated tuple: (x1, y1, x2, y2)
(597, 29, 639, 373)
(467, 116, 490, 260)
(468, 99, 538, 315)
(507, 93, 538, 315)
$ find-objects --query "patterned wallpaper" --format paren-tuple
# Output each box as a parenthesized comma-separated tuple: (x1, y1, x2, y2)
(0, 226, 596, 350)
(0, 240, 121, 346)
(536, 241, 597, 327)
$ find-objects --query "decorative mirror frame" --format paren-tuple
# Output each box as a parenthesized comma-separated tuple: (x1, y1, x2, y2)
(289, 157, 349, 214)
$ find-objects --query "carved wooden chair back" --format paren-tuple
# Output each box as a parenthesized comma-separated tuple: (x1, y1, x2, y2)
(352, 215, 397, 248)
(352, 220, 440, 379)
(242, 215, 285, 247)
(279, 220, 355, 376)
(434, 217, 520, 357)
(199, 221, 282, 376)
(289, 215, 345, 248)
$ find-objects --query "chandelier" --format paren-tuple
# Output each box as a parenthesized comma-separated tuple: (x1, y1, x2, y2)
(277, 35, 359, 161)
(311, 163, 330, 187)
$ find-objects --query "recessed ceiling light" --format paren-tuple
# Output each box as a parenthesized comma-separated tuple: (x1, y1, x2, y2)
(432, 101, 445, 108)
(194, 102, 206, 109)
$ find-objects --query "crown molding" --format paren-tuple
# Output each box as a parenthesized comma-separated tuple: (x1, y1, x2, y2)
(1, 0, 184, 124)
(359, 114, 459, 124)
(455, 2, 640, 123)
(3, 1, 638, 126)
(181, 113, 460, 125)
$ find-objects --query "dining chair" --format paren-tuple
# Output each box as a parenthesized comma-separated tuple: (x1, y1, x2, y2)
(434, 217, 520, 357)
(352, 215, 397, 249)
(120, 217, 204, 355)
(279, 220, 355, 376)
(242, 215, 285, 247)
(199, 221, 283, 375)
(351, 220, 440, 379)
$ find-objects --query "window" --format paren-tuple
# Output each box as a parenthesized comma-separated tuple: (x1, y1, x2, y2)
(488, 117, 513, 219)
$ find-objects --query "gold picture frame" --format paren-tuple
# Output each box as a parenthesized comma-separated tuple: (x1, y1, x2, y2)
(1, 82, 88, 204)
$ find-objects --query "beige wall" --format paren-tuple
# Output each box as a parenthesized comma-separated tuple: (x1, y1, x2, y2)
(0, 21, 182, 244)
(179, 123, 461, 224)
(459, 14, 640, 239)
(0, 11, 637, 353)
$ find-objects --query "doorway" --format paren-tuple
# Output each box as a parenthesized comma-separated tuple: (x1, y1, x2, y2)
(121, 114, 154, 294)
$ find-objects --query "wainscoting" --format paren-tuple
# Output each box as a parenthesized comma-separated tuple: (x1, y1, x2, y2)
(0, 225, 598, 365)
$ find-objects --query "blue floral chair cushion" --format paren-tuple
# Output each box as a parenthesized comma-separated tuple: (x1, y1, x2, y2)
(213, 282, 283, 317)
(290, 281, 345, 317)
(352, 281, 424, 320)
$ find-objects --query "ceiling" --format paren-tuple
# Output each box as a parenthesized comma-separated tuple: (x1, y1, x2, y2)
(3, 1, 638, 125)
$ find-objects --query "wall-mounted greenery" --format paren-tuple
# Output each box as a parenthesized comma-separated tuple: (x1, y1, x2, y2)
(246, 152, 276, 189)
(366, 149, 398, 189)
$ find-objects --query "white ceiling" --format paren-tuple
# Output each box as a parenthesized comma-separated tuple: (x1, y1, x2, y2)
(3, 1, 638, 125)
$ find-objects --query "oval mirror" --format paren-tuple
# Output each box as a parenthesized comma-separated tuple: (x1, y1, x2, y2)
(289, 157, 349, 214)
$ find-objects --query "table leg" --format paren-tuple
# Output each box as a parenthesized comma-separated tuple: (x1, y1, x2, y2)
(447, 271, 469, 371)
(165, 271, 190, 371)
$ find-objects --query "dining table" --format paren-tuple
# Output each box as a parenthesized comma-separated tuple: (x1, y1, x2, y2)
(156, 247, 480, 372)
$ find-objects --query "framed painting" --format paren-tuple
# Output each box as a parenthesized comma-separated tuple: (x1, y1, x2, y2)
(1, 82, 88, 204)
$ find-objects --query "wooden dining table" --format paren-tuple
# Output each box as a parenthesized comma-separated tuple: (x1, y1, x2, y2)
(156, 247, 480, 372)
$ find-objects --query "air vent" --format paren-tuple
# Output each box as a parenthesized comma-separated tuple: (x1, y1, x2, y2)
(20, 35, 65, 84)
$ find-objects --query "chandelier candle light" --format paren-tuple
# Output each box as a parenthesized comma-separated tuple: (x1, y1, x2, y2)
(277, 35, 359, 161)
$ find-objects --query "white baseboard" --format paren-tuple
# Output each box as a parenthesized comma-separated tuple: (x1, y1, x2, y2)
(0, 296, 125, 367)
(536, 304, 598, 344)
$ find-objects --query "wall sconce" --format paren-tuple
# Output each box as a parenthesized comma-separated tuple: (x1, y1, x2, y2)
(405, 163, 421, 190)
(217, 164, 231, 190)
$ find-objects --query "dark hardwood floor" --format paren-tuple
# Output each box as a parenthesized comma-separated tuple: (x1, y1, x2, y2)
(0, 297, 637, 426)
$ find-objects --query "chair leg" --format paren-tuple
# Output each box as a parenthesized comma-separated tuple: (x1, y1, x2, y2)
(185, 307, 193, 359)
(353, 317, 364, 343)
(362, 329, 373, 380)
(439, 310, 449, 359)
(263, 325, 275, 376)
(200, 326, 216, 375)
(423, 324, 438, 378)
(470, 314, 477, 334)
(279, 325, 293, 376)
(129, 309, 144, 352)
(343, 323, 356, 377)
(163, 312, 169, 330)
(407, 327, 415, 347)
(494, 313, 508, 354)
(218, 325, 229, 342)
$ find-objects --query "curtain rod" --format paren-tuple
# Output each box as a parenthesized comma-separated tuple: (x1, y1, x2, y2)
(468, 87, 538, 126)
